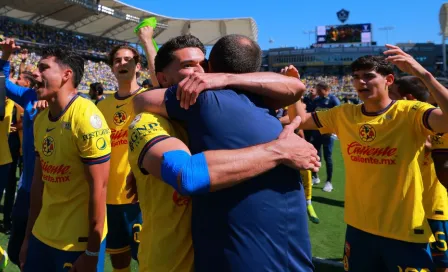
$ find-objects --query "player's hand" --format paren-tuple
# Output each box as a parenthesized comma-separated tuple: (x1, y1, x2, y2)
(32, 100, 48, 112)
(137, 25, 154, 43)
(278, 116, 301, 139)
(69, 253, 98, 272)
(19, 237, 29, 271)
(280, 65, 300, 79)
(276, 133, 320, 172)
(177, 72, 228, 109)
(125, 172, 138, 203)
(384, 44, 427, 78)
(10, 125, 17, 133)
(0, 38, 20, 54)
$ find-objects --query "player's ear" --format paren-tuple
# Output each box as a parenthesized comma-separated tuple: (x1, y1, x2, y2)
(136, 62, 141, 73)
(156, 72, 168, 87)
(63, 68, 73, 86)
(385, 74, 394, 87)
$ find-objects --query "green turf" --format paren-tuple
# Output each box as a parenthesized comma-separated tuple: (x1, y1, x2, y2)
(0, 141, 347, 271)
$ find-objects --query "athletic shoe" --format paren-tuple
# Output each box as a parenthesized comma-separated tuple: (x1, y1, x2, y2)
(312, 177, 321, 185)
(323, 181, 333, 192)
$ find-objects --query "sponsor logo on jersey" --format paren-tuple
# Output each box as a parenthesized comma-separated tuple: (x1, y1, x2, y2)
(359, 124, 376, 142)
(172, 191, 190, 207)
(96, 137, 107, 150)
(42, 136, 55, 156)
(41, 160, 71, 183)
(113, 111, 128, 126)
(90, 114, 103, 129)
(82, 128, 110, 141)
(111, 128, 128, 147)
(347, 141, 397, 165)
(129, 114, 142, 130)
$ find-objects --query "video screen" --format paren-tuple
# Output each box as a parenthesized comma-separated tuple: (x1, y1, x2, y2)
(316, 24, 372, 44)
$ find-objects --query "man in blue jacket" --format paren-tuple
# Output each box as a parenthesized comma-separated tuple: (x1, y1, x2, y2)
(0, 38, 37, 267)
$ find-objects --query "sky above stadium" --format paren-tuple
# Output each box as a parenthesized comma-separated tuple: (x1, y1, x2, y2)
(124, 0, 446, 50)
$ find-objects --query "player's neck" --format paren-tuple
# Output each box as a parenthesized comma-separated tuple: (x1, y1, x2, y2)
(48, 89, 77, 119)
(117, 79, 140, 97)
(362, 98, 393, 114)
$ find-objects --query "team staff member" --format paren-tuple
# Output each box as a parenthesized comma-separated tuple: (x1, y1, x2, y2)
(20, 47, 110, 272)
(0, 39, 39, 267)
(291, 46, 448, 271)
(97, 45, 145, 271)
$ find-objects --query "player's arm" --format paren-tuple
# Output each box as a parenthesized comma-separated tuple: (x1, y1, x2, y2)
(20, 156, 43, 267)
(288, 101, 319, 130)
(137, 25, 159, 88)
(83, 160, 110, 253)
(384, 45, 448, 133)
(133, 88, 168, 117)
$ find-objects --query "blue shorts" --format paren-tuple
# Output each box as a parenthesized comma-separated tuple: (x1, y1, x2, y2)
(106, 203, 142, 260)
(343, 225, 435, 272)
(428, 219, 448, 268)
(24, 234, 106, 272)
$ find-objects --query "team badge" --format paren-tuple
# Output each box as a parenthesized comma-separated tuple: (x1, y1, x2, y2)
(129, 114, 142, 129)
(42, 136, 55, 156)
(359, 124, 376, 142)
(113, 111, 128, 126)
(337, 9, 349, 23)
(90, 114, 103, 129)
(96, 137, 107, 150)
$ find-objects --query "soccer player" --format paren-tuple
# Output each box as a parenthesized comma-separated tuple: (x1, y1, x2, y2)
(309, 81, 341, 192)
(0, 39, 40, 267)
(89, 83, 106, 105)
(20, 47, 111, 272)
(96, 45, 144, 271)
(393, 76, 448, 271)
(134, 33, 316, 271)
(0, 96, 14, 201)
(289, 45, 448, 271)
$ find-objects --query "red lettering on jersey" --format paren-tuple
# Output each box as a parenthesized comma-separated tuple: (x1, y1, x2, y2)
(41, 160, 71, 175)
(172, 191, 190, 207)
(111, 129, 128, 141)
(347, 142, 397, 157)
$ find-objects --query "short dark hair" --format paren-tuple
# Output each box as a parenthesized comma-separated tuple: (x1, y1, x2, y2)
(209, 34, 261, 73)
(394, 76, 429, 102)
(316, 81, 330, 90)
(108, 45, 141, 67)
(9, 65, 15, 77)
(90, 82, 104, 95)
(351, 55, 394, 76)
(41, 47, 84, 88)
(155, 35, 206, 73)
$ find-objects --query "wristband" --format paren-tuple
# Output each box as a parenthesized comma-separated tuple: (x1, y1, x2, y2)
(85, 250, 99, 257)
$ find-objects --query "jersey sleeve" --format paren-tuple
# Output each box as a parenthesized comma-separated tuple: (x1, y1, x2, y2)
(311, 106, 340, 134)
(74, 104, 111, 165)
(432, 133, 448, 153)
(128, 113, 173, 175)
(408, 101, 436, 136)
(165, 85, 196, 121)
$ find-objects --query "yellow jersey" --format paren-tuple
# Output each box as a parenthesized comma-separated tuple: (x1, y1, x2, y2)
(0, 99, 14, 165)
(313, 100, 435, 243)
(97, 88, 146, 205)
(33, 96, 110, 251)
(128, 113, 193, 272)
(432, 133, 448, 152)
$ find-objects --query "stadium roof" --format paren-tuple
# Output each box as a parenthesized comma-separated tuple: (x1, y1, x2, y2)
(0, 0, 258, 46)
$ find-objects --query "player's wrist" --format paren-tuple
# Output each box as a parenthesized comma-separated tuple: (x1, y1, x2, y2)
(84, 249, 100, 257)
(266, 140, 289, 165)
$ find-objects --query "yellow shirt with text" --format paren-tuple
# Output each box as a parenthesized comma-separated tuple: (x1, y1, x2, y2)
(0, 99, 14, 165)
(33, 96, 110, 251)
(128, 113, 193, 272)
(97, 88, 146, 204)
(313, 100, 435, 243)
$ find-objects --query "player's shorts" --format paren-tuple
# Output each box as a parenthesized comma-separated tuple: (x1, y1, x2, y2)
(23, 234, 106, 272)
(343, 225, 435, 272)
(106, 203, 142, 260)
(428, 219, 448, 268)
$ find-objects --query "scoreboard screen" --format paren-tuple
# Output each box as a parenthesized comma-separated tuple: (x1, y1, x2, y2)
(316, 24, 372, 44)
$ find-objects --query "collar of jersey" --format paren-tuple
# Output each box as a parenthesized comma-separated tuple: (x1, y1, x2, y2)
(361, 100, 396, 117)
(114, 87, 142, 100)
(48, 95, 79, 122)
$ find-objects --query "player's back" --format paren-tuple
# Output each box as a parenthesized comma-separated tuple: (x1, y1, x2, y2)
(97, 89, 145, 204)
(33, 95, 110, 251)
(128, 113, 193, 272)
(165, 88, 313, 272)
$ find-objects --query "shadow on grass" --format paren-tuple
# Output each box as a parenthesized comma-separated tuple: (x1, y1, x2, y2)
(312, 196, 345, 208)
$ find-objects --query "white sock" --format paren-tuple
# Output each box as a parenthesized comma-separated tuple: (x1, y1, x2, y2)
(306, 200, 312, 206)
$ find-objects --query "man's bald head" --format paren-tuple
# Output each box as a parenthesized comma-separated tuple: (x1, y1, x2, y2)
(209, 34, 261, 74)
